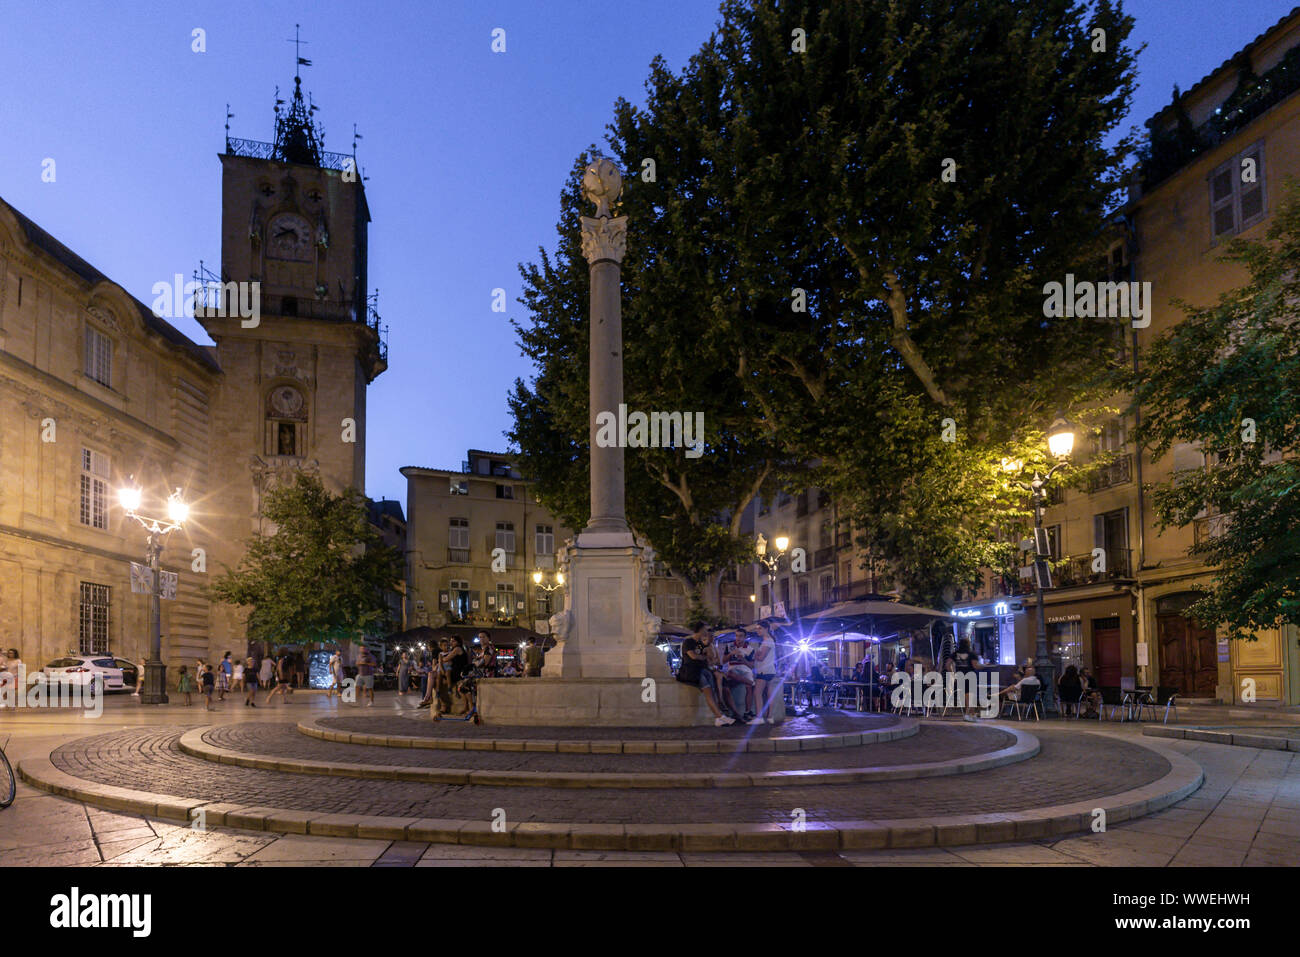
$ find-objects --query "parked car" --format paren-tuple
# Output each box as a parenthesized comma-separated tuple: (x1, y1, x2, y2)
(38, 655, 134, 692)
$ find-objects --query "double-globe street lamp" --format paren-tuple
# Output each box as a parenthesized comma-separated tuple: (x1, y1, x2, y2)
(754, 532, 790, 620)
(1004, 418, 1076, 713)
(118, 482, 189, 705)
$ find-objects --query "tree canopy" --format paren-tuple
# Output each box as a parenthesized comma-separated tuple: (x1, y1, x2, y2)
(207, 473, 403, 646)
(510, 0, 1139, 608)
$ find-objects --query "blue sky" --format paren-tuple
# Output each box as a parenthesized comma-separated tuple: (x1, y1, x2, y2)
(2, 0, 1294, 508)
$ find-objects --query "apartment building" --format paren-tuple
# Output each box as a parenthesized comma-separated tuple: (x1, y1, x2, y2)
(401, 450, 574, 643)
(958, 9, 1300, 704)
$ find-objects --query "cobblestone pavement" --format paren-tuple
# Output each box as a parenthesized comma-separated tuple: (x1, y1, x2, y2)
(319, 708, 897, 740)
(3, 694, 1296, 865)
(200, 721, 1011, 772)
(48, 725, 1164, 823)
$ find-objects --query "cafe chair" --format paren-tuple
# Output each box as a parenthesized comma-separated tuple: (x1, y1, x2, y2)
(1009, 685, 1041, 721)
(1097, 686, 1126, 721)
(1140, 687, 1179, 725)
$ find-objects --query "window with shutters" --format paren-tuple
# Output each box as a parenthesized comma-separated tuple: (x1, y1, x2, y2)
(535, 524, 554, 559)
(79, 581, 111, 654)
(495, 522, 516, 553)
(448, 579, 471, 621)
(1209, 142, 1265, 240)
(80, 448, 110, 529)
(84, 325, 113, 388)
(448, 518, 470, 563)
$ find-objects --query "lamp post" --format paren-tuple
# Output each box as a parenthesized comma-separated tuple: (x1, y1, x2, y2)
(754, 533, 790, 620)
(118, 483, 188, 705)
(1006, 418, 1075, 713)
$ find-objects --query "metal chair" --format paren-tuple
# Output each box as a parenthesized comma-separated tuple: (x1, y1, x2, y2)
(1140, 687, 1179, 724)
(1098, 686, 1126, 721)
(1009, 683, 1041, 721)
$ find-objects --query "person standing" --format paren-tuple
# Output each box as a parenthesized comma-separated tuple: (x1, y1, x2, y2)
(218, 652, 233, 701)
(232, 657, 245, 693)
(676, 622, 733, 726)
(327, 648, 343, 699)
(751, 623, 779, 724)
(258, 654, 274, 693)
(396, 652, 410, 696)
(176, 665, 194, 706)
(132, 656, 146, 697)
(0, 649, 24, 704)
(200, 664, 216, 711)
(355, 643, 377, 707)
(243, 656, 259, 707)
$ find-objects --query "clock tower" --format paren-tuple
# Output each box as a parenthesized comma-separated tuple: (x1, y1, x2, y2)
(197, 68, 387, 649)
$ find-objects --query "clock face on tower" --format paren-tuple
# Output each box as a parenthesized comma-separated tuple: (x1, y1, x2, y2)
(267, 212, 313, 261)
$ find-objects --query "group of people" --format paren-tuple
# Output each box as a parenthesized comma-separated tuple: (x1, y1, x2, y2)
(176, 649, 348, 710)
(675, 621, 781, 727)
(393, 633, 497, 721)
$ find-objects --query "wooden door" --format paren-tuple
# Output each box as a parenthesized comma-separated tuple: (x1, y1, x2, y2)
(1093, 624, 1122, 687)
(1158, 614, 1217, 695)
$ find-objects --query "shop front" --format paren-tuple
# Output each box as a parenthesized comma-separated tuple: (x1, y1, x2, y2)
(1018, 587, 1137, 689)
(950, 599, 1023, 668)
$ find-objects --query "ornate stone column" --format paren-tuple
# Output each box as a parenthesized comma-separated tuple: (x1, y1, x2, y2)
(578, 158, 632, 546)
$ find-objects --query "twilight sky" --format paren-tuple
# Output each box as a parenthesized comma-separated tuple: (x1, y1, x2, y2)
(1, 0, 1293, 508)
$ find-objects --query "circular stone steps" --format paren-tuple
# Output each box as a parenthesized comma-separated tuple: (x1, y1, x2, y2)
(296, 711, 914, 753)
(178, 721, 1037, 788)
(18, 722, 1204, 851)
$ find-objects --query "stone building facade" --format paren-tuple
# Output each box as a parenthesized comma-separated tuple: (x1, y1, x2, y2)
(0, 72, 386, 669)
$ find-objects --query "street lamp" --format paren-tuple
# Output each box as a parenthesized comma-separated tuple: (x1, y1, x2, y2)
(755, 532, 790, 619)
(1007, 418, 1075, 713)
(118, 481, 188, 704)
(531, 569, 564, 591)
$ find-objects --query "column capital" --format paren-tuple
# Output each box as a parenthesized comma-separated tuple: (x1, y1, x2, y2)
(580, 215, 627, 265)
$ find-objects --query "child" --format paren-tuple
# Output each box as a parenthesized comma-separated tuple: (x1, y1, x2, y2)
(200, 664, 216, 711)
(177, 665, 194, 706)
(243, 656, 259, 707)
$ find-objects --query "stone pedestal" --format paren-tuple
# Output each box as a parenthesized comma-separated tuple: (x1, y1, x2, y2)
(540, 538, 669, 680)
(478, 677, 709, 726)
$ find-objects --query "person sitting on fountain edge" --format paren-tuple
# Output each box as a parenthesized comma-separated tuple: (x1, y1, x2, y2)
(676, 621, 734, 726)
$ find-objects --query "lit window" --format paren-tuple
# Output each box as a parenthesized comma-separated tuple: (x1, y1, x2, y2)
(80, 449, 109, 529)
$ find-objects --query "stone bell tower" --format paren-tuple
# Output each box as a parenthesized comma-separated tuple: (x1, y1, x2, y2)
(198, 65, 387, 649)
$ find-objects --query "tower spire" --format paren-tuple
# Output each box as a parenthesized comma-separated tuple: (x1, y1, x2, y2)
(272, 26, 323, 167)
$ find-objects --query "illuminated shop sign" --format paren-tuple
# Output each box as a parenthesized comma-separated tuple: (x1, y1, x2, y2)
(953, 601, 1016, 619)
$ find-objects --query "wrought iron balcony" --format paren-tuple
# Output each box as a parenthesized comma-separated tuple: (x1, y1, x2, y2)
(1194, 514, 1229, 546)
(1051, 548, 1133, 587)
(225, 136, 357, 173)
(1088, 453, 1133, 492)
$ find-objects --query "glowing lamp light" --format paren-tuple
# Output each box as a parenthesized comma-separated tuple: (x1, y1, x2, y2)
(1000, 457, 1023, 474)
(774, 535, 790, 553)
(555, 571, 564, 586)
(1047, 418, 1075, 459)
(118, 486, 142, 512)
(532, 571, 543, 585)
(166, 495, 189, 524)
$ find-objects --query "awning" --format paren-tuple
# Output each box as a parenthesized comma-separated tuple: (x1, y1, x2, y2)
(801, 599, 953, 638)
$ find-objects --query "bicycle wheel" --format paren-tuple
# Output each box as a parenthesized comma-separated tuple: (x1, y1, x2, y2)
(0, 746, 15, 810)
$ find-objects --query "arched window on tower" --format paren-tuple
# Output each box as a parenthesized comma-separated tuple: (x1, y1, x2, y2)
(266, 384, 308, 458)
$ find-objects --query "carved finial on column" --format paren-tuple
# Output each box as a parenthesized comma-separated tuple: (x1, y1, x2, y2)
(580, 157, 628, 265)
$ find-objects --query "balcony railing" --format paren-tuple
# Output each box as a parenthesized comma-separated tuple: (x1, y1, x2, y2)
(1088, 453, 1133, 492)
(1051, 548, 1133, 587)
(225, 136, 357, 173)
(1194, 514, 1229, 546)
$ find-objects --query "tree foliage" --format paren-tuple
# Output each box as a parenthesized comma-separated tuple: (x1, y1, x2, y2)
(207, 473, 403, 645)
(1131, 179, 1300, 639)
(510, 0, 1139, 608)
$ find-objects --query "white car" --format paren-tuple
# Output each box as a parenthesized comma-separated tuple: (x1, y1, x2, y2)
(39, 655, 136, 692)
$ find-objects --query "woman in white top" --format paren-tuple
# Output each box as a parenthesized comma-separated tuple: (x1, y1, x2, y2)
(258, 655, 274, 688)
